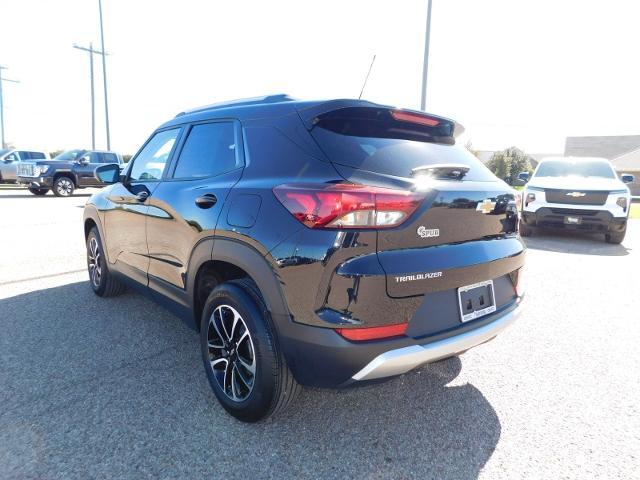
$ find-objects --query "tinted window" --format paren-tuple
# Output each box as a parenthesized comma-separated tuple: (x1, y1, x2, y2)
(130, 129, 180, 181)
(87, 152, 102, 163)
(311, 108, 495, 181)
(102, 153, 118, 164)
(534, 160, 615, 179)
(29, 152, 46, 159)
(54, 149, 85, 161)
(173, 122, 237, 179)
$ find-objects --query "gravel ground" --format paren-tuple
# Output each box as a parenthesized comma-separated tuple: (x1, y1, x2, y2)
(1, 186, 639, 479)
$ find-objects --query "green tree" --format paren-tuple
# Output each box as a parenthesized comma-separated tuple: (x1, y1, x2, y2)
(486, 147, 533, 185)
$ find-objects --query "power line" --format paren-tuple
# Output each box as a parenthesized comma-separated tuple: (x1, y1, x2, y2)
(0, 65, 20, 149)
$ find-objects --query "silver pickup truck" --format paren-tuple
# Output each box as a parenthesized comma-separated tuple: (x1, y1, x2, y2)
(0, 149, 50, 183)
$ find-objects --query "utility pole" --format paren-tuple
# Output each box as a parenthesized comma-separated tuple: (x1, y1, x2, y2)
(98, 0, 111, 150)
(0, 65, 20, 149)
(420, 0, 433, 111)
(73, 43, 106, 149)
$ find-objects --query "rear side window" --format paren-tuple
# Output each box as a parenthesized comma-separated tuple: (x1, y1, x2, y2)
(310, 107, 496, 181)
(102, 153, 118, 164)
(130, 128, 180, 181)
(172, 122, 237, 179)
(29, 152, 46, 159)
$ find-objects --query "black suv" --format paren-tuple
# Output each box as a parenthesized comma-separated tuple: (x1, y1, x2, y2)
(17, 149, 124, 196)
(84, 95, 525, 421)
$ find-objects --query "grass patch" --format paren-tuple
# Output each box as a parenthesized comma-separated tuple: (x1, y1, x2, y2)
(630, 202, 640, 220)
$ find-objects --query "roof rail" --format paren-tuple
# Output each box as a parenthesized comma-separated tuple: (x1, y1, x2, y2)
(175, 94, 295, 117)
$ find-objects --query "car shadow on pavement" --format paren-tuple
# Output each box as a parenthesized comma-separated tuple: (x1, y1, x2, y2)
(523, 228, 631, 256)
(0, 281, 501, 480)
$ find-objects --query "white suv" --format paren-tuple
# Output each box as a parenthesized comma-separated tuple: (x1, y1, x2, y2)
(520, 157, 634, 244)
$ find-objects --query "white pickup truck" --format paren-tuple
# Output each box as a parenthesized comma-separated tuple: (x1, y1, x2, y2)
(520, 156, 634, 244)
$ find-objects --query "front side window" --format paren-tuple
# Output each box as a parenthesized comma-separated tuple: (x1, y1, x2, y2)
(172, 122, 237, 179)
(54, 149, 85, 161)
(129, 129, 180, 181)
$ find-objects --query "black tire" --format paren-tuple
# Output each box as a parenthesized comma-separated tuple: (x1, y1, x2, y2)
(200, 278, 301, 422)
(28, 187, 49, 196)
(53, 176, 75, 197)
(86, 227, 126, 297)
(519, 219, 534, 237)
(605, 227, 626, 244)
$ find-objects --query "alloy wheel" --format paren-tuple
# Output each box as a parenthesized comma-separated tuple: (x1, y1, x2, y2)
(88, 237, 102, 288)
(207, 304, 256, 402)
(56, 178, 73, 196)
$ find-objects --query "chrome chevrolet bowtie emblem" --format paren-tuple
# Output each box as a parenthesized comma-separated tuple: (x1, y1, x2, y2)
(566, 191, 586, 197)
(476, 199, 496, 214)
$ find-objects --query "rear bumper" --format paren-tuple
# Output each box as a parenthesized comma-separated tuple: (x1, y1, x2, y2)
(522, 208, 626, 232)
(276, 299, 522, 388)
(351, 303, 521, 381)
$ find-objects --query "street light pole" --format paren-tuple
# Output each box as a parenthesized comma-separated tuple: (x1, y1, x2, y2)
(98, 0, 111, 150)
(420, 0, 433, 111)
(73, 43, 106, 149)
(0, 65, 20, 149)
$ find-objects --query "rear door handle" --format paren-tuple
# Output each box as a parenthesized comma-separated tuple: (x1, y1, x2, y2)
(136, 191, 149, 202)
(195, 194, 217, 209)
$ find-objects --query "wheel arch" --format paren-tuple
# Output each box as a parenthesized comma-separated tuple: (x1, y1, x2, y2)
(83, 206, 110, 263)
(53, 169, 78, 186)
(188, 238, 290, 331)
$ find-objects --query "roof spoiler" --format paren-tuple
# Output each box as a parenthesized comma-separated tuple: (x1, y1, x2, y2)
(296, 99, 464, 140)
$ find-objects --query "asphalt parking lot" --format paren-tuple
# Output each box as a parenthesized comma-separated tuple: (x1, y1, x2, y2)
(1, 185, 639, 480)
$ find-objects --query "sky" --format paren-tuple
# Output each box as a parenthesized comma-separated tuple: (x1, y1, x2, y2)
(1, 0, 639, 155)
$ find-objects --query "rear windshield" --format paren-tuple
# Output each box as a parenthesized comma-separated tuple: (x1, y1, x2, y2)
(310, 108, 496, 181)
(534, 160, 615, 179)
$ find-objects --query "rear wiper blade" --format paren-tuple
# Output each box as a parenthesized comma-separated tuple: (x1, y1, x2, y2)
(411, 163, 470, 180)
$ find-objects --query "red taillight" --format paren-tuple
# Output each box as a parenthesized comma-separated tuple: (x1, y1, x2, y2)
(273, 183, 425, 229)
(336, 322, 408, 341)
(391, 110, 440, 127)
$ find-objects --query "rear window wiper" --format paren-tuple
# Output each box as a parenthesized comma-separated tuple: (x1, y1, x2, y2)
(411, 163, 470, 180)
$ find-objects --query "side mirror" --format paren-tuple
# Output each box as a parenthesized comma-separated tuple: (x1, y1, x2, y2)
(621, 173, 635, 184)
(94, 163, 120, 184)
(78, 157, 90, 166)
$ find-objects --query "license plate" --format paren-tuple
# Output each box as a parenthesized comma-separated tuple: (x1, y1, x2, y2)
(457, 280, 496, 323)
(564, 215, 582, 225)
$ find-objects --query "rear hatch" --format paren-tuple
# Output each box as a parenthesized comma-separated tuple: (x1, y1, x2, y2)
(302, 103, 522, 299)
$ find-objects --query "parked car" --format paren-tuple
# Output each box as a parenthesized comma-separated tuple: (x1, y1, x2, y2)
(0, 149, 49, 183)
(17, 149, 124, 196)
(84, 95, 525, 421)
(519, 156, 633, 243)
